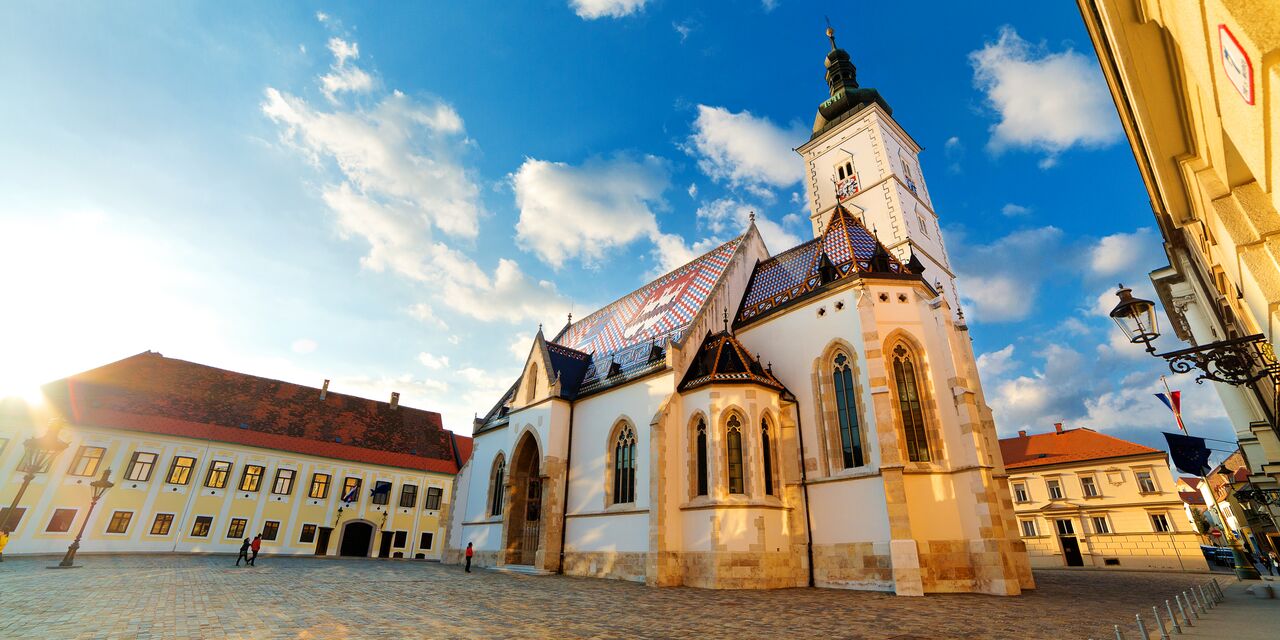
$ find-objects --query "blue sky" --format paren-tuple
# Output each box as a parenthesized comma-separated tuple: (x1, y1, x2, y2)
(0, 1, 1235, 452)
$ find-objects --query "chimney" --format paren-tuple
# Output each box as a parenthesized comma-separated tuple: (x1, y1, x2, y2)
(1054, 422, 1064, 434)
(320, 379, 330, 401)
(390, 392, 400, 410)
(1018, 430, 1027, 438)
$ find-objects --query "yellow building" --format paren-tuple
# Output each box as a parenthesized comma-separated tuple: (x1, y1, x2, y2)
(1002, 424, 1208, 572)
(1077, 0, 1280, 516)
(0, 352, 470, 560)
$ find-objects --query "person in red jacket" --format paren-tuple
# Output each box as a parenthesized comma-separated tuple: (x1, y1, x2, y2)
(249, 534, 262, 566)
(464, 542, 474, 573)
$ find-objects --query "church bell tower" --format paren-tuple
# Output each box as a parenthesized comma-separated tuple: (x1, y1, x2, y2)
(796, 26, 960, 313)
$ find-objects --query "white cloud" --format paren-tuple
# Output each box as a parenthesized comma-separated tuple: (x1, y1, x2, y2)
(1001, 203, 1030, 217)
(513, 155, 668, 267)
(686, 105, 806, 190)
(320, 38, 374, 102)
(570, 0, 648, 20)
(1089, 227, 1160, 277)
(417, 352, 450, 370)
(970, 26, 1121, 165)
(265, 36, 570, 327)
(762, 0, 779, 11)
(291, 338, 318, 355)
(315, 11, 330, 23)
(407, 303, 448, 330)
(954, 226, 1063, 322)
(673, 20, 696, 43)
(976, 344, 1017, 378)
(696, 197, 800, 254)
(687, 183, 698, 198)
(509, 332, 533, 362)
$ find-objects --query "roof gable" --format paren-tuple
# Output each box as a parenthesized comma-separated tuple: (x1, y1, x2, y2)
(678, 329, 786, 392)
(737, 204, 907, 324)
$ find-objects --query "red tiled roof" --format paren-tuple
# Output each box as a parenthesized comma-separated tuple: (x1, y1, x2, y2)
(31, 352, 466, 474)
(998, 427, 1162, 470)
(1179, 490, 1206, 506)
(1179, 477, 1202, 489)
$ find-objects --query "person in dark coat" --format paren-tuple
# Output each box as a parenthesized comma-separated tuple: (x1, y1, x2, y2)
(464, 542, 473, 573)
(236, 538, 251, 566)
(249, 534, 262, 566)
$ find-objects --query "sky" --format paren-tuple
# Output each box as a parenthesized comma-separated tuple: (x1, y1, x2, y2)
(0, 0, 1238, 455)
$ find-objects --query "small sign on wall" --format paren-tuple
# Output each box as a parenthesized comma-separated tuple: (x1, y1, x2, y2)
(1219, 24, 1254, 105)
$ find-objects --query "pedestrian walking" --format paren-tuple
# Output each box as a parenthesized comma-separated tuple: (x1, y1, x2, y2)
(250, 534, 262, 566)
(465, 542, 473, 573)
(236, 538, 251, 566)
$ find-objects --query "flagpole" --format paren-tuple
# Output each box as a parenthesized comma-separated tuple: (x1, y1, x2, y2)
(1162, 376, 1259, 578)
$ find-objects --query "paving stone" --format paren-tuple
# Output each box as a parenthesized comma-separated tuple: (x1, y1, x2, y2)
(0, 555, 1235, 638)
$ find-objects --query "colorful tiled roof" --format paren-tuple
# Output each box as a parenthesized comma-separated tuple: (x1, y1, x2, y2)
(1179, 490, 1206, 506)
(27, 352, 469, 474)
(998, 427, 1162, 470)
(678, 329, 786, 392)
(554, 237, 743, 393)
(737, 205, 906, 324)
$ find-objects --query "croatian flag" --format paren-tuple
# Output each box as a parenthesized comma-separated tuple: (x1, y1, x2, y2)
(341, 485, 359, 503)
(1155, 390, 1186, 433)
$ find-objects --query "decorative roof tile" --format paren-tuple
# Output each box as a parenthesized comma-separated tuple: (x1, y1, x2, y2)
(25, 352, 468, 474)
(737, 205, 905, 324)
(678, 330, 786, 393)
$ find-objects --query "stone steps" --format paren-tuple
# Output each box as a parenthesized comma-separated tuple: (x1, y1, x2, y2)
(489, 564, 553, 576)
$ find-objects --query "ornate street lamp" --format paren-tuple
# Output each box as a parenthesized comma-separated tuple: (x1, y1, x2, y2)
(1108, 285, 1279, 400)
(0, 419, 71, 562)
(1108, 284, 1161, 354)
(55, 468, 114, 569)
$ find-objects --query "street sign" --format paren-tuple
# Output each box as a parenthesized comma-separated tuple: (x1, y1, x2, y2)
(1218, 24, 1254, 105)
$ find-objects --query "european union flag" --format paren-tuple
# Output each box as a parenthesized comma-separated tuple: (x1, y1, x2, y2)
(1164, 432, 1211, 476)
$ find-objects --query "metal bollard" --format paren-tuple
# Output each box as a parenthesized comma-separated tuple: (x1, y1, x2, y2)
(1135, 614, 1149, 640)
(1114, 623, 1125, 640)
(1182, 591, 1199, 620)
(1191, 586, 1206, 615)
(1176, 593, 1193, 626)
(1153, 605, 1170, 640)
(1166, 599, 1181, 634)
(1198, 585, 1212, 609)
(1213, 577, 1224, 601)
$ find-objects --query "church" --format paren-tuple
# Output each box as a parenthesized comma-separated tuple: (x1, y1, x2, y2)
(445, 28, 1035, 596)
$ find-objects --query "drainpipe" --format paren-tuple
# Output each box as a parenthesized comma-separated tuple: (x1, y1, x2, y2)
(557, 401, 575, 575)
(785, 393, 816, 588)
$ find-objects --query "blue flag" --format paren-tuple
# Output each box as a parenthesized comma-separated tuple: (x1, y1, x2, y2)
(371, 481, 392, 497)
(1163, 432, 1211, 477)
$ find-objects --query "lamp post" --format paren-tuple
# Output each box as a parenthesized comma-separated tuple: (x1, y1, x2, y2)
(1107, 284, 1270, 580)
(54, 468, 114, 569)
(0, 419, 71, 562)
(1216, 467, 1263, 580)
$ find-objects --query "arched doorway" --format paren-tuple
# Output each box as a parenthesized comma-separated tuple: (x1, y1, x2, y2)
(504, 432, 543, 566)
(339, 521, 374, 557)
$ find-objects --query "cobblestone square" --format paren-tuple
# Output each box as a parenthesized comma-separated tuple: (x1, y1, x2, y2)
(0, 555, 1234, 639)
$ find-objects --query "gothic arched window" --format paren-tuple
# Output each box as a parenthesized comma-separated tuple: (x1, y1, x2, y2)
(613, 424, 637, 504)
(761, 418, 775, 496)
(892, 344, 931, 462)
(695, 419, 708, 497)
(490, 456, 506, 517)
(726, 415, 745, 495)
(525, 364, 538, 403)
(833, 353, 865, 468)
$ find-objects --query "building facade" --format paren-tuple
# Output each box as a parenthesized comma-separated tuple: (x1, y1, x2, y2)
(1077, 0, 1280, 526)
(1201, 449, 1279, 557)
(444, 29, 1034, 596)
(1002, 424, 1208, 572)
(0, 352, 470, 560)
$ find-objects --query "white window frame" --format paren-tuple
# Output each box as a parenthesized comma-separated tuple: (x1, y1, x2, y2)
(1012, 482, 1030, 503)
(1090, 515, 1110, 534)
(1080, 474, 1100, 498)
(1047, 478, 1064, 500)
(1019, 519, 1038, 538)
(1150, 513, 1172, 533)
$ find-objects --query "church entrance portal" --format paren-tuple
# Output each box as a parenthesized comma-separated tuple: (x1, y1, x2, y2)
(504, 432, 543, 566)
(339, 521, 374, 557)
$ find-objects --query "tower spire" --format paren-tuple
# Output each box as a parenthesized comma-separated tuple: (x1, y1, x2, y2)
(825, 17, 837, 51)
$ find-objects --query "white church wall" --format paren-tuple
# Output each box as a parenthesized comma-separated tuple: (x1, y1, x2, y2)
(566, 373, 672, 516)
(736, 284, 884, 474)
(458, 428, 506, 552)
(807, 477, 892, 543)
(565, 512, 650, 552)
